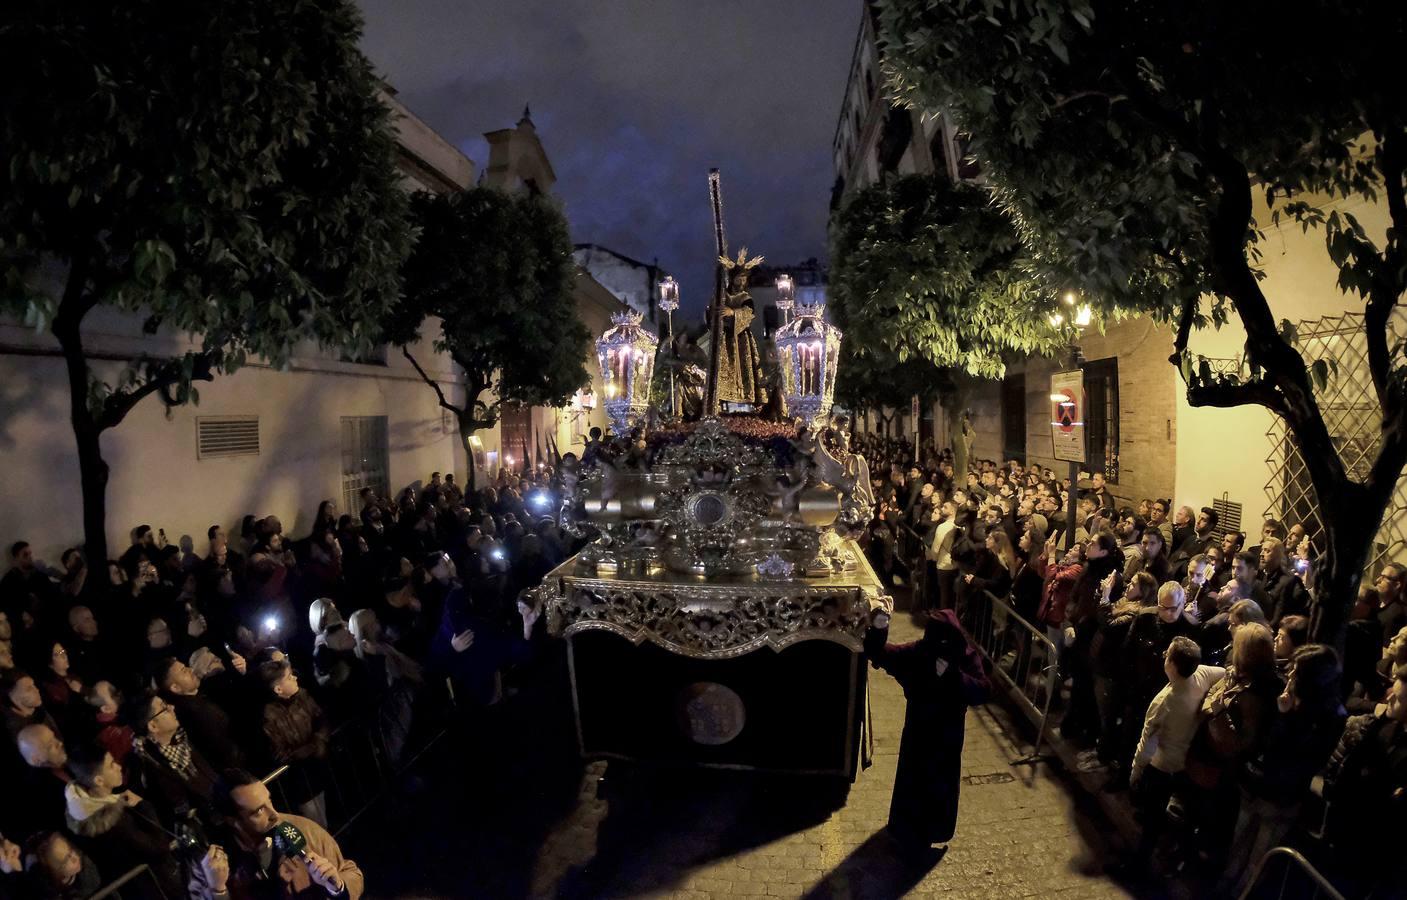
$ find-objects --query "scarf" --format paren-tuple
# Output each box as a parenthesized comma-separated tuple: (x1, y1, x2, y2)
(145, 729, 194, 776)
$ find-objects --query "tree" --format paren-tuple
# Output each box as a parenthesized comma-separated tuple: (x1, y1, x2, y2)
(390, 188, 590, 490)
(878, 0, 1407, 642)
(829, 173, 1067, 475)
(0, 0, 412, 565)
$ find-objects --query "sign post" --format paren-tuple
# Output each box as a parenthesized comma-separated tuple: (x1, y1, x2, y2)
(911, 395, 920, 459)
(1050, 370, 1086, 549)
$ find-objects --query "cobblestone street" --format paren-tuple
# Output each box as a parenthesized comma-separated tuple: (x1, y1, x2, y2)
(346, 612, 1134, 899)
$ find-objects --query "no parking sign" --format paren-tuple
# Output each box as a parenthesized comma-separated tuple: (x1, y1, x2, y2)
(1050, 370, 1086, 463)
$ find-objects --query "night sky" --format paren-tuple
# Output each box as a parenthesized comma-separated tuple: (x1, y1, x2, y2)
(357, 0, 860, 317)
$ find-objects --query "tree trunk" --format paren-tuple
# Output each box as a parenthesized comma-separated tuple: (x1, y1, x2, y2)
(1312, 486, 1393, 647)
(458, 421, 478, 495)
(53, 314, 111, 566)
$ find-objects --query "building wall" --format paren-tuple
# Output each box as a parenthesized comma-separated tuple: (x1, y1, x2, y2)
(1174, 190, 1389, 524)
(572, 245, 659, 324)
(0, 315, 464, 566)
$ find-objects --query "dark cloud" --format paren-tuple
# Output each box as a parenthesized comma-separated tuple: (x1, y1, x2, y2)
(356, 0, 858, 317)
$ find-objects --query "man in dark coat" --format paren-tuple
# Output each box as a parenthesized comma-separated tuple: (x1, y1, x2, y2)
(865, 608, 990, 852)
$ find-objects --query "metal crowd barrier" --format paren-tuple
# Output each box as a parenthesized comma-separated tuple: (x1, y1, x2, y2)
(1238, 846, 1346, 900)
(89, 864, 167, 900)
(262, 678, 457, 838)
(963, 589, 1058, 764)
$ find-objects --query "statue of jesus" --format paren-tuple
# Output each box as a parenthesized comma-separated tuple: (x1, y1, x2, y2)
(713, 249, 768, 410)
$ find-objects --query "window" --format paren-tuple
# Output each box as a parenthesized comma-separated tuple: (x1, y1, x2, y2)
(197, 416, 259, 459)
(1000, 374, 1026, 464)
(955, 132, 982, 180)
(878, 106, 913, 174)
(341, 416, 389, 514)
(928, 125, 950, 180)
(1083, 358, 1119, 482)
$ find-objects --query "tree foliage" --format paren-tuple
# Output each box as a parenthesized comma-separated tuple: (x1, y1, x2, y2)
(829, 174, 1066, 380)
(877, 0, 1407, 637)
(0, 0, 412, 562)
(391, 187, 590, 448)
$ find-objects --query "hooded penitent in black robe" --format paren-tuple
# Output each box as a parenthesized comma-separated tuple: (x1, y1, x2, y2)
(865, 608, 990, 846)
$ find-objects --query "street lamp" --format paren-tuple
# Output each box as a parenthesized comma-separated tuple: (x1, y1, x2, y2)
(775, 273, 795, 323)
(657, 276, 679, 417)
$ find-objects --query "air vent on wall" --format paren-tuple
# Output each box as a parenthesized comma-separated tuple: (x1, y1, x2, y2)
(197, 416, 260, 459)
(1213, 493, 1243, 541)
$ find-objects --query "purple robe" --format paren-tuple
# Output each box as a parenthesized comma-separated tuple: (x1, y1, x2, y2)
(865, 609, 990, 844)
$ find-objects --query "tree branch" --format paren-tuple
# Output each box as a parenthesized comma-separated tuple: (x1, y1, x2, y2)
(1168, 290, 1198, 364)
(402, 347, 462, 415)
(1051, 90, 1127, 110)
(1183, 376, 1287, 416)
(97, 353, 217, 430)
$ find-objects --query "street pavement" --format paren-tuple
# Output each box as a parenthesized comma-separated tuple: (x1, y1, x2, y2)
(345, 612, 1134, 899)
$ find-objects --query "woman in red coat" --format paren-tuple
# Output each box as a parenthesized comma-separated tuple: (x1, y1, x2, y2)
(865, 608, 990, 852)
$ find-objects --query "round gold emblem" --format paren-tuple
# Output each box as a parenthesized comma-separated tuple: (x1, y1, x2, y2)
(675, 681, 745, 745)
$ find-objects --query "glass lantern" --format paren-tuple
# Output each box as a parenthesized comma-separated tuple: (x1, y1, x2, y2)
(773, 297, 842, 425)
(595, 309, 659, 435)
(775, 274, 795, 324)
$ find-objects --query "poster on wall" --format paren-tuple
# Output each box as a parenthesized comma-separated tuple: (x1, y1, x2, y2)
(1049, 370, 1086, 463)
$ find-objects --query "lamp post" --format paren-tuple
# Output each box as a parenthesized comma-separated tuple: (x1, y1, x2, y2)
(775, 273, 795, 325)
(1049, 293, 1093, 551)
(658, 275, 679, 417)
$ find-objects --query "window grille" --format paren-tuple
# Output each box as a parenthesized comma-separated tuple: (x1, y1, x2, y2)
(341, 416, 389, 515)
(196, 417, 259, 459)
(1264, 310, 1407, 572)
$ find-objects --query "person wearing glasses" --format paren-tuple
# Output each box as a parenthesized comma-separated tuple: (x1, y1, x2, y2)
(125, 690, 218, 824)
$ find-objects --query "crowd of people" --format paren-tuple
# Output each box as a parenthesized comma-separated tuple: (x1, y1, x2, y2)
(0, 468, 569, 899)
(855, 434, 1406, 895)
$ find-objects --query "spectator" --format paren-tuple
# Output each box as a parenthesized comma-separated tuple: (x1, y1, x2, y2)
(155, 657, 244, 771)
(1322, 668, 1407, 896)
(1134, 527, 1171, 586)
(82, 681, 134, 773)
(0, 541, 58, 633)
(1119, 636, 1225, 875)
(9, 724, 71, 837)
(1372, 562, 1407, 638)
(347, 609, 421, 765)
(22, 832, 101, 900)
(927, 501, 960, 611)
(3, 669, 59, 742)
(1221, 644, 1346, 893)
(257, 659, 331, 828)
(191, 769, 363, 900)
(1257, 538, 1310, 624)
(126, 691, 218, 823)
(37, 642, 83, 732)
(63, 744, 184, 897)
(1273, 615, 1311, 671)
(1184, 622, 1282, 863)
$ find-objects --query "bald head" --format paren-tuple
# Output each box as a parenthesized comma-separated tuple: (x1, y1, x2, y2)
(18, 723, 66, 768)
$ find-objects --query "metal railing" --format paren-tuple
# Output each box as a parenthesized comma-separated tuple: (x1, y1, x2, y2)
(262, 679, 456, 838)
(89, 864, 167, 900)
(1237, 847, 1346, 900)
(962, 589, 1058, 764)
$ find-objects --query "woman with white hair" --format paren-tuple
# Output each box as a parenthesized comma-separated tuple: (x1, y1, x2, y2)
(348, 609, 422, 764)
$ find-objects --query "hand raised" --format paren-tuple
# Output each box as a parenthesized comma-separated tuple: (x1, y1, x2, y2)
(304, 850, 345, 894)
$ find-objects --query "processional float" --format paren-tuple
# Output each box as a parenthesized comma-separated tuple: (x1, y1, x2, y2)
(532, 170, 890, 779)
